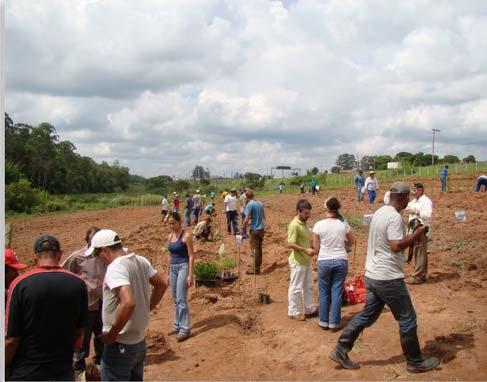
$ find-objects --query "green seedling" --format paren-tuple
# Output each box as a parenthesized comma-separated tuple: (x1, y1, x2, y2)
(194, 262, 219, 280)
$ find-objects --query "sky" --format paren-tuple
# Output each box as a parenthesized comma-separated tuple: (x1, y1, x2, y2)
(5, 0, 487, 178)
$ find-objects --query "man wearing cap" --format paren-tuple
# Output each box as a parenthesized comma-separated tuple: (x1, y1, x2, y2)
(242, 189, 266, 274)
(192, 190, 202, 224)
(6, 236, 88, 381)
(364, 171, 379, 203)
(62, 227, 104, 374)
(224, 188, 239, 235)
(354, 169, 365, 202)
(406, 182, 433, 285)
(4, 248, 28, 302)
(329, 182, 439, 374)
(87, 229, 167, 381)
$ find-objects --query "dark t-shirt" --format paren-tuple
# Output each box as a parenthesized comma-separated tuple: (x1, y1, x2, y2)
(6, 266, 88, 381)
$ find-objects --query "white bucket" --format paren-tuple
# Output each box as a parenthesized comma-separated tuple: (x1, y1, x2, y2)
(363, 214, 374, 226)
(455, 210, 466, 223)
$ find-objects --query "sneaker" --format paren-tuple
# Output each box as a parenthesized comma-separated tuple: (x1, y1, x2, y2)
(168, 329, 179, 336)
(305, 309, 319, 318)
(329, 347, 360, 370)
(288, 314, 305, 321)
(176, 333, 191, 342)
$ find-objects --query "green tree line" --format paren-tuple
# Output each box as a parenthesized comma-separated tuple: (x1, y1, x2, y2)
(5, 113, 130, 194)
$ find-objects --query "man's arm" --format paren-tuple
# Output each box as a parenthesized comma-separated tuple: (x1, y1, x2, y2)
(99, 285, 135, 344)
(389, 227, 426, 253)
(5, 337, 20, 369)
(149, 273, 167, 311)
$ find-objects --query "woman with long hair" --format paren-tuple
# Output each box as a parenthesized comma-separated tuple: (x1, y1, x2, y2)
(166, 212, 194, 342)
(312, 197, 355, 331)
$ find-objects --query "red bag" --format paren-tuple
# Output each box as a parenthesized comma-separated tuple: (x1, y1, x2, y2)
(343, 277, 367, 305)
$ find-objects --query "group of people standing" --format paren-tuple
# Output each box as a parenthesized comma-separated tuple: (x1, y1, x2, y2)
(286, 181, 439, 373)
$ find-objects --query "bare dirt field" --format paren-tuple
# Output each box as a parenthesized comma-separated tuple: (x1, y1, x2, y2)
(8, 175, 487, 380)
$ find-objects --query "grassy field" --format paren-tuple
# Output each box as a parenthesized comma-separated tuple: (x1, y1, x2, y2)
(7, 162, 486, 218)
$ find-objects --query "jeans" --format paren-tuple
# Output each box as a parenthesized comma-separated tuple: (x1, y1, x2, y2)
(476, 178, 487, 192)
(249, 229, 264, 271)
(184, 209, 192, 227)
(368, 190, 376, 203)
(348, 277, 417, 335)
(356, 187, 364, 202)
(318, 259, 348, 328)
(169, 263, 190, 335)
(74, 309, 103, 371)
(441, 178, 447, 192)
(101, 340, 146, 381)
(226, 210, 239, 235)
(193, 208, 200, 224)
(288, 263, 315, 316)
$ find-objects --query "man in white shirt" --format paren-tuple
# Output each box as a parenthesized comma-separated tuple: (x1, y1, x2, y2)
(86, 229, 167, 381)
(224, 188, 239, 235)
(329, 182, 439, 373)
(161, 195, 168, 221)
(364, 171, 379, 204)
(406, 182, 433, 285)
(192, 190, 202, 224)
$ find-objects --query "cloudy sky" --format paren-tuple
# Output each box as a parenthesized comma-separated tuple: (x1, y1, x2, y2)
(6, 0, 487, 177)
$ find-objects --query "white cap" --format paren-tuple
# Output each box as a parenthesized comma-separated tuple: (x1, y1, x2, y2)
(173, 191, 177, 195)
(85, 229, 122, 256)
(196, 189, 200, 193)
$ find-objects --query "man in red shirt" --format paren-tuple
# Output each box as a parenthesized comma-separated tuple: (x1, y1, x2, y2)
(4, 248, 28, 301)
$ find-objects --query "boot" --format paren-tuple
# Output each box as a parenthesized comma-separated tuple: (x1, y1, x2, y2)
(400, 328, 439, 373)
(329, 323, 364, 370)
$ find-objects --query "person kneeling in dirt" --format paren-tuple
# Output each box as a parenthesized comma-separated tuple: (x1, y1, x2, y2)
(6, 236, 88, 381)
(88, 229, 167, 381)
(204, 202, 216, 217)
(287, 199, 318, 320)
(62, 227, 104, 375)
(193, 216, 213, 242)
(405, 182, 432, 285)
(329, 182, 439, 373)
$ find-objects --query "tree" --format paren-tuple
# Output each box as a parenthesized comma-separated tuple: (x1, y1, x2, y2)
(306, 167, 319, 176)
(375, 155, 393, 170)
(242, 172, 265, 189)
(330, 166, 341, 174)
(462, 155, 476, 163)
(443, 155, 460, 164)
(394, 152, 414, 164)
(336, 153, 356, 170)
(192, 166, 210, 179)
(360, 156, 376, 170)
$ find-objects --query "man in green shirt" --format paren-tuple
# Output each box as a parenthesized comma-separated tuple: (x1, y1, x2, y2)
(287, 199, 317, 319)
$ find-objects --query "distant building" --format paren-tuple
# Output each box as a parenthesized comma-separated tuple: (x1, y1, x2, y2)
(387, 162, 402, 169)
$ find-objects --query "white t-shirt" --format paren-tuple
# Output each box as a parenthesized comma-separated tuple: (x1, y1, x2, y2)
(312, 218, 351, 261)
(192, 194, 202, 208)
(224, 194, 237, 212)
(365, 206, 405, 281)
(161, 198, 168, 211)
(407, 194, 433, 228)
(103, 253, 157, 344)
(365, 176, 378, 191)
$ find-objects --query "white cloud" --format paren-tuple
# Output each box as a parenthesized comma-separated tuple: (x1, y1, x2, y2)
(6, 0, 487, 177)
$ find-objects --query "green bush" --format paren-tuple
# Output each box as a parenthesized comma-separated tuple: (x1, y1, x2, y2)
(5, 179, 42, 213)
(194, 262, 219, 280)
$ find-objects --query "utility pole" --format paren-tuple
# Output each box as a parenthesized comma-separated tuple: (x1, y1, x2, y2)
(432, 129, 440, 165)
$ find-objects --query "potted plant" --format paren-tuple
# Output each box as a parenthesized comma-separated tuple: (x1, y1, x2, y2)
(218, 257, 238, 282)
(194, 262, 219, 287)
